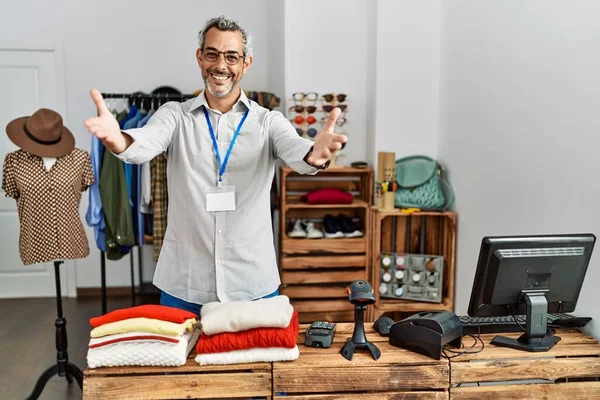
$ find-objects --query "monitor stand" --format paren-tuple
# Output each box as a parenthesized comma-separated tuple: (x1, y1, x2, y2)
(491, 290, 561, 352)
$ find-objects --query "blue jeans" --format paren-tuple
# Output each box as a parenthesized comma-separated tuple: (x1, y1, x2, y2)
(160, 289, 280, 317)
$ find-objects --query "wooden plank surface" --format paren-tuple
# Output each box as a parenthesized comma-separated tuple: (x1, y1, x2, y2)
(282, 285, 348, 299)
(274, 364, 449, 393)
(452, 357, 600, 383)
(84, 358, 270, 376)
(282, 237, 367, 254)
(282, 270, 365, 284)
(291, 299, 354, 313)
(282, 255, 366, 270)
(275, 393, 448, 400)
(297, 310, 355, 324)
(450, 381, 600, 400)
(285, 199, 369, 209)
(83, 372, 271, 399)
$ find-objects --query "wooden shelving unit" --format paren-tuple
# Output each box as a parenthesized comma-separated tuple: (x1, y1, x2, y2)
(279, 166, 374, 323)
(369, 207, 457, 321)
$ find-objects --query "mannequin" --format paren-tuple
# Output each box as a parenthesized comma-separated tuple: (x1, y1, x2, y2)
(2, 108, 93, 399)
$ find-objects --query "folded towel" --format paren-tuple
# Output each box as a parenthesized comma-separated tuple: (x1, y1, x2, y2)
(200, 295, 294, 335)
(197, 312, 298, 354)
(90, 305, 197, 328)
(90, 317, 196, 338)
(194, 345, 300, 366)
(87, 331, 193, 368)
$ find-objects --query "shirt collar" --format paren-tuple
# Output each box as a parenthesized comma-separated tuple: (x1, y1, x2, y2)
(190, 89, 251, 113)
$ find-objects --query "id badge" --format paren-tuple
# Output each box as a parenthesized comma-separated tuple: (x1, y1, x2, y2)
(206, 185, 236, 212)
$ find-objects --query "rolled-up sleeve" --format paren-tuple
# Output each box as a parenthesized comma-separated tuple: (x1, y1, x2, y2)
(115, 102, 178, 164)
(267, 111, 318, 175)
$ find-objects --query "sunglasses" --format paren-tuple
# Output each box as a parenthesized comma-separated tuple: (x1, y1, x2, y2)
(291, 115, 317, 125)
(289, 105, 317, 114)
(322, 93, 347, 103)
(296, 127, 318, 138)
(292, 92, 318, 102)
(320, 116, 347, 127)
(322, 104, 347, 112)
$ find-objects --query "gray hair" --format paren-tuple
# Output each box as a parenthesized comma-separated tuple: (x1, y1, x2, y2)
(197, 15, 253, 57)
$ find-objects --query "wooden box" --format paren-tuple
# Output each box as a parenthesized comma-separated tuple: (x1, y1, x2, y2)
(273, 322, 449, 399)
(369, 208, 457, 321)
(450, 329, 600, 399)
(83, 357, 272, 399)
(279, 167, 374, 323)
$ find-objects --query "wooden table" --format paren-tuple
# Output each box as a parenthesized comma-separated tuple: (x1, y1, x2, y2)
(273, 323, 450, 399)
(83, 358, 272, 399)
(449, 329, 600, 399)
(82, 324, 600, 399)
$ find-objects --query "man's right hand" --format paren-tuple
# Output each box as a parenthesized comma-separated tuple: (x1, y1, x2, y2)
(84, 89, 132, 154)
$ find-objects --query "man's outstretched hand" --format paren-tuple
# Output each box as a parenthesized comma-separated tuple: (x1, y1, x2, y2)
(84, 89, 131, 154)
(307, 107, 347, 167)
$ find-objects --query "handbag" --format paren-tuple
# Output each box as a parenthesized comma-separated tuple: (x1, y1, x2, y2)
(394, 155, 455, 210)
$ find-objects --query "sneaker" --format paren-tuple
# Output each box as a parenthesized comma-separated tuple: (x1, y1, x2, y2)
(322, 214, 344, 238)
(338, 214, 363, 238)
(305, 221, 324, 239)
(288, 219, 307, 238)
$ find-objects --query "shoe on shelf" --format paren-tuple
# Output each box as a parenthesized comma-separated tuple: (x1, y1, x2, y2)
(305, 221, 324, 239)
(323, 214, 344, 238)
(288, 219, 307, 238)
(338, 214, 363, 238)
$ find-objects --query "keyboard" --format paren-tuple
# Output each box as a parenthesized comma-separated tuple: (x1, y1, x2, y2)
(459, 313, 592, 335)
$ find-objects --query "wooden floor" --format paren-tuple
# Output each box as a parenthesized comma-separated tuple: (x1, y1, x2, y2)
(0, 296, 155, 400)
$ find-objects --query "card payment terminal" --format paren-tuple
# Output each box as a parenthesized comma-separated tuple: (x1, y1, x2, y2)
(305, 321, 337, 348)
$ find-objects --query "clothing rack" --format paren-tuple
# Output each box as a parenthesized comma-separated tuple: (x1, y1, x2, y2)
(98, 90, 199, 314)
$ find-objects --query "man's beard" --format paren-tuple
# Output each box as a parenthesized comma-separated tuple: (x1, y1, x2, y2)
(203, 70, 240, 98)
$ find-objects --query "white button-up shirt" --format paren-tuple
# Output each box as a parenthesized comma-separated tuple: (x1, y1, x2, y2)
(117, 90, 317, 304)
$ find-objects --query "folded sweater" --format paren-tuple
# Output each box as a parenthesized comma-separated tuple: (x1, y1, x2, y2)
(90, 304, 197, 328)
(195, 346, 300, 366)
(90, 317, 196, 338)
(197, 312, 298, 354)
(87, 331, 193, 368)
(200, 295, 294, 335)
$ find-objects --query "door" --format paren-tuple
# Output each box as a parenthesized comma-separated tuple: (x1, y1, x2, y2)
(0, 41, 75, 298)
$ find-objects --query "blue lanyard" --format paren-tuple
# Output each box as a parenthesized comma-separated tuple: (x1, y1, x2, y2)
(202, 104, 250, 184)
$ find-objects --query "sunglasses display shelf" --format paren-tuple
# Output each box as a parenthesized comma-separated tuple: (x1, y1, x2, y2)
(367, 208, 457, 322)
(278, 165, 373, 323)
(287, 92, 348, 168)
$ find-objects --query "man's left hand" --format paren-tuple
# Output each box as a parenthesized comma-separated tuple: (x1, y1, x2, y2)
(307, 107, 348, 167)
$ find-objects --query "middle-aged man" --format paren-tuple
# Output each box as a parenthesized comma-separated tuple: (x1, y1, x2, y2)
(84, 15, 347, 315)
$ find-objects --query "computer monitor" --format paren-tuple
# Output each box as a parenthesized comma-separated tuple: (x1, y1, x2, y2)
(468, 233, 596, 352)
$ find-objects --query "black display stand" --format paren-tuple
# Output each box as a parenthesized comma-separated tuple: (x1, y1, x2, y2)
(491, 290, 561, 352)
(26, 260, 83, 400)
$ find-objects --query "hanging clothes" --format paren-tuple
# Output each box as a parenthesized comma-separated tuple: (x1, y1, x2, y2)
(2, 149, 94, 265)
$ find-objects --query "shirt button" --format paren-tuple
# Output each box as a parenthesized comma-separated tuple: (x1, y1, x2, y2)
(218, 230, 222, 234)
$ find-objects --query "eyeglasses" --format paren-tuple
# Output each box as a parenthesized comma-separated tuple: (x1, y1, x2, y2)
(323, 104, 347, 112)
(201, 48, 245, 65)
(322, 93, 347, 103)
(292, 92, 318, 102)
(296, 127, 318, 138)
(291, 115, 317, 125)
(289, 105, 317, 114)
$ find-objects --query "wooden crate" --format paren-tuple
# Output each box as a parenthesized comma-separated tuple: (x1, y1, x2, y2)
(83, 356, 272, 399)
(369, 208, 457, 321)
(279, 167, 374, 323)
(273, 322, 449, 399)
(449, 328, 600, 399)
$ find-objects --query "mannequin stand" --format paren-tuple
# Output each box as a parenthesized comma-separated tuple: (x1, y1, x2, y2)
(26, 260, 83, 400)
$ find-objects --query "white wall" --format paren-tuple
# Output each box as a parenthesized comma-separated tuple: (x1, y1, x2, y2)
(371, 0, 442, 164)
(284, 0, 370, 166)
(0, 0, 277, 288)
(439, 0, 600, 338)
